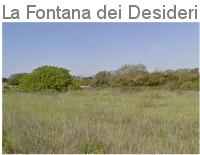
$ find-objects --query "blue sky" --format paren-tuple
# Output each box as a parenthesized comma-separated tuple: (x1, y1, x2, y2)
(3, 23, 199, 77)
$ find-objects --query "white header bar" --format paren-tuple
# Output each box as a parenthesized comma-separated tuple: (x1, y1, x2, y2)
(0, 0, 200, 22)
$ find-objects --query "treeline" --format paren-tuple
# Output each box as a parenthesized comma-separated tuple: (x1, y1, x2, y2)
(3, 64, 199, 91)
(4, 66, 77, 92)
(78, 64, 199, 90)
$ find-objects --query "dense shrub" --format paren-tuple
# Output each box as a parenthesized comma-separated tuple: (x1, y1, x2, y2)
(2, 78, 8, 83)
(68, 78, 81, 90)
(148, 72, 178, 86)
(117, 64, 147, 75)
(90, 64, 199, 90)
(114, 64, 149, 87)
(179, 81, 199, 90)
(7, 64, 199, 91)
(20, 66, 73, 92)
(7, 73, 28, 85)
(175, 68, 199, 81)
(92, 71, 111, 87)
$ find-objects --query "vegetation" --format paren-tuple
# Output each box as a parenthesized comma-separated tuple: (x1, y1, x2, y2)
(179, 81, 199, 90)
(92, 71, 111, 87)
(3, 64, 199, 153)
(3, 88, 199, 153)
(5, 64, 199, 91)
(7, 73, 28, 85)
(19, 66, 73, 92)
(114, 64, 149, 87)
(89, 64, 199, 90)
(2, 78, 8, 83)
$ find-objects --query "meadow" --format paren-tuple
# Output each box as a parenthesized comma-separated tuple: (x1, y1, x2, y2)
(3, 88, 199, 154)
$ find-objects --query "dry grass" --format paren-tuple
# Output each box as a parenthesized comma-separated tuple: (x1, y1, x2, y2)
(3, 88, 199, 153)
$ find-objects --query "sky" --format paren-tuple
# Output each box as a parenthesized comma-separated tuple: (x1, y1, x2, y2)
(3, 23, 199, 77)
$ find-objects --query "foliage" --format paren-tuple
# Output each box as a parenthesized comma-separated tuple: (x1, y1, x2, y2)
(91, 64, 199, 90)
(179, 81, 199, 90)
(174, 68, 199, 90)
(92, 71, 111, 87)
(20, 66, 73, 92)
(6, 64, 199, 91)
(2, 78, 8, 83)
(116, 64, 148, 86)
(148, 72, 164, 86)
(68, 78, 81, 90)
(117, 64, 147, 75)
(7, 73, 28, 85)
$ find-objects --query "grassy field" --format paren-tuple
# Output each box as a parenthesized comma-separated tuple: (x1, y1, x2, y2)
(3, 88, 199, 153)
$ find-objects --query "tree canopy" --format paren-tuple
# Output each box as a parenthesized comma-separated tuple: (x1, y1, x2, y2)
(20, 66, 73, 92)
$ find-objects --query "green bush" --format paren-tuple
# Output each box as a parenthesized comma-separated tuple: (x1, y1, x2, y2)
(19, 66, 73, 92)
(115, 64, 148, 87)
(7, 73, 28, 85)
(179, 80, 199, 90)
(148, 72, 167, 86)
(68, 78, 81, 90)
(92, 71, 111, 87)
(175, 69, 199, 82)
(2, 78, 8, 83)
(7, 64, 199, 91)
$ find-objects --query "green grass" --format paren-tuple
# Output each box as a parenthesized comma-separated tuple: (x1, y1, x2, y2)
(3, 88, 199, 153)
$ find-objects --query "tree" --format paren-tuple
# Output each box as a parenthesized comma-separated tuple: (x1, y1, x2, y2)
(179, 81, 199, 90)
(2, 78, 8, 83)
(116, 64, 148, 86)
(7, 73, 28, 85)
(174, 68, 199, 83)
(148, 72, 170, 86)
(117, 64, 147, 75)
(20, 66, 73, 92)
(92, 71, 111, 87)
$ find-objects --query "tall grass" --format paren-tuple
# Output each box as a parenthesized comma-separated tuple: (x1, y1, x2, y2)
(3, 88, 199, 153)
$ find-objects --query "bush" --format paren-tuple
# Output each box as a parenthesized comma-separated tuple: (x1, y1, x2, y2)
(20, 66, 73, 92)
(179, 81, 199, 90)
(92, 71, 111, 87)
(68, 78, 81, 90)
(7, 73, 28, 85)
(2, 78, 8, 83)
(116, 64, 148, 87)
(148, 72, 166, 86)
